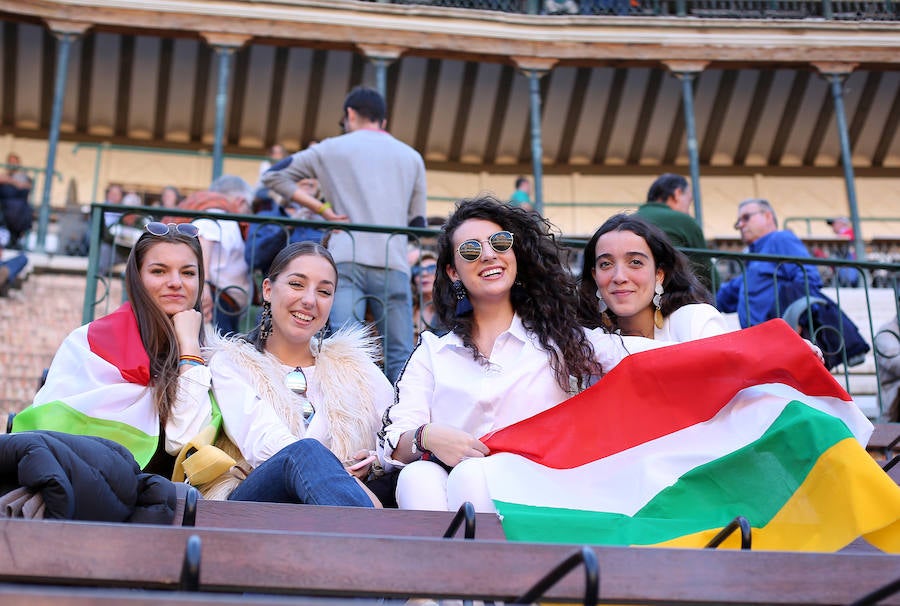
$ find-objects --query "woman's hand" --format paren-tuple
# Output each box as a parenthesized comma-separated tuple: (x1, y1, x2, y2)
(344, 449, 377, 480)
(803, 338, 825, 365)
(172, 308, 203, 357)
(423, 424, 490, 468)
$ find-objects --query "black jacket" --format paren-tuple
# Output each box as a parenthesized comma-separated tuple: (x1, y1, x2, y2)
(0, 431, 176, 523)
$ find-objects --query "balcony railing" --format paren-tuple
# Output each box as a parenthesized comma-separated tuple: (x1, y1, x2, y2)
(362, 0, 899, 19)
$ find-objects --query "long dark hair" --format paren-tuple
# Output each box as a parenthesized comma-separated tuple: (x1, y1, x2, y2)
(125, 230, 206, 423)
(245, 241, 337, 353)
(576, 213, 712, 330)
(434, 196, 598, 390)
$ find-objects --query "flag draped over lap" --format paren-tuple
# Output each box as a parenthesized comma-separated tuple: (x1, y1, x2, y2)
(480, 320, 900, 553)
(13, 302, 160, 468)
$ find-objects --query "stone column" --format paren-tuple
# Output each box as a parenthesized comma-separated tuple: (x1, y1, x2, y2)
(358, 44, 405, 105)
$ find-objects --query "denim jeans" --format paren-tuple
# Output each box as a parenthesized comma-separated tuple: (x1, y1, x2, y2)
(228, 439, 373, 507)
(330, 263, 413, 383)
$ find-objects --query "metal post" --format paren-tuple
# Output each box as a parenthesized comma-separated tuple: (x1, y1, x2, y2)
(212, 46, 234, 182)
(528, 69, 545, 216)
(37, 32, 77, 252)
(677, 71, 704, 230)
(373, 58, 388, 104)
(827, 73, 866, 263)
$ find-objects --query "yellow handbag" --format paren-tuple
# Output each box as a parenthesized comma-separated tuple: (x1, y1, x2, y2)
(171, 390, 236, 486)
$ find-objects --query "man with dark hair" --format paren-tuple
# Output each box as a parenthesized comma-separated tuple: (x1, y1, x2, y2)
(263, 86, 427, 382)
(509, 176, 533, 212)
(636, 173, 712, 288)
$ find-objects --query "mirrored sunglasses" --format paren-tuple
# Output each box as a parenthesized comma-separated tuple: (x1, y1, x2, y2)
(456, 231, 514, 262)
(285, 366, 315, 423)
(145, 221, 200, 238)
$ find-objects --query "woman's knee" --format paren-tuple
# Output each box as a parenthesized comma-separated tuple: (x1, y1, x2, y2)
(447, 458, 496, 514)
(396, 460, 449, 511)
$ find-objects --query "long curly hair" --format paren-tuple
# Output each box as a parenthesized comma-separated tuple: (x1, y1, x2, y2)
(125, 230, 206, 424)
(434, 196, 598, 390)
(576, 213, 712, 330)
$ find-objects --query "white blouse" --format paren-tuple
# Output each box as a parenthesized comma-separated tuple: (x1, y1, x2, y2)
(655, 303, 731, 342)
(381, 314, 665, 465)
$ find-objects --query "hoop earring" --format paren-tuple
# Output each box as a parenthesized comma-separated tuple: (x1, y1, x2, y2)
(259, 300, 273, 341)
(595, 289, 608, 313)
(653, 282, 664, 329)
(453, 280, 473, 316)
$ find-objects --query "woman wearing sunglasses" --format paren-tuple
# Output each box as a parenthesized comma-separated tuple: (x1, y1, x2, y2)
(576, 213, 728, 341)
(380, 197, 667, 511)
(15, 222, 215, 477)
(200, 242, 390, 507)
(411, 250, 448, 340)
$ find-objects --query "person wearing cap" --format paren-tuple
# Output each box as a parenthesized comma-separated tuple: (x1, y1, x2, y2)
(263, 86, 427, 383)
(826, 216, 861, 288)
(191, 175, 254, 334)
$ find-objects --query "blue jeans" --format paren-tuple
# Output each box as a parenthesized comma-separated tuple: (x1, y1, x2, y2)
(2, 253, 27, 283)
(330, 263, 413, 383)
(228, 439, 373, 507)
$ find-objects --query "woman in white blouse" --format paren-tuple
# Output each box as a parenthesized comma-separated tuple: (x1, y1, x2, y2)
(380, 197, 665, 511)
(577, 213, 729, 341)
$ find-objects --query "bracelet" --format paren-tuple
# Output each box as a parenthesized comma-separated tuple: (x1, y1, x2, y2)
(411, 424, 427, 456)
(421, 423, 430, 452)
(178, 359, 204, 367)
(179, 355, 205, 368)
(316, 202, 332, 216)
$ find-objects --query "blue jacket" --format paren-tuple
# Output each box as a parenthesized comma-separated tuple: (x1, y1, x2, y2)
(716, 230, 822, 328)
(244, 206, 324, 274)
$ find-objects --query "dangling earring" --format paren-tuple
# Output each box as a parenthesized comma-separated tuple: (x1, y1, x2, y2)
(595, 289, 608, 313)
(259, 300, 273, 340)
(310, 327, 325, 358)
(452, 280, 473, 316)
(653, 282, 664, 329)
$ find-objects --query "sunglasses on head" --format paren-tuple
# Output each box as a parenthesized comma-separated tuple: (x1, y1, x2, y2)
(456, 231, 514, 262)
(145, 222, 200, 238)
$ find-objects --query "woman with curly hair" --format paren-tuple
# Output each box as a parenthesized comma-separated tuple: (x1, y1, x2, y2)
(380, 197, 665, 511)
(576, 213, 728, 340)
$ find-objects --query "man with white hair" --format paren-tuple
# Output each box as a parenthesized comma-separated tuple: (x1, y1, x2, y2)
(192, 175, 253, 334)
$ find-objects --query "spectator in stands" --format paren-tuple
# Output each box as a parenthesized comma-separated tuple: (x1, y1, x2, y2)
(97, 183, 126, 274)
(0, 237, 28, 297)
(14, 223, 214, 478)
(509, 176, 534, 212)
(636, 173, 713, 288)
(245, 179, 325, 277)
(0, 152, 34, 248)
(717, 198, 868, 369)
(191, 175, 254, 335)
(263, 86, 427, 382)
(411, 249, 447, 340)
(576, 214, 727, 341)
(874, 309, 900, 422)
(160, 185, 181, 209)
(204, 242, 387, 507)
(257, 143, 286, 190)
(379, 197, 666, 511)
(826, 216, 861, 288)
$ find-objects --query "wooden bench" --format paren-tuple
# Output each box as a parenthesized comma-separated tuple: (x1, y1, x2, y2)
(1, 518, 899, 605)
(868, 423, 900, 460)
(175, 497, 506, 540)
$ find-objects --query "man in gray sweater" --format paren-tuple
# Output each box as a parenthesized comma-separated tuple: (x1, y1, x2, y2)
(262, 87, 427, 382)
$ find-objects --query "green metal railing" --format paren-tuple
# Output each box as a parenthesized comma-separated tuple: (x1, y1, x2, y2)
(784, 216, 900, 236)
(82, 202, 900, 419)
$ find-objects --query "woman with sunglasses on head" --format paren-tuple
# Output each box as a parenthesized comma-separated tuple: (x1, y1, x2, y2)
(201, 242, 390, 507)
(576, 213, 728, 341)
(380, 197, 668, 511)
(411, 250, 448, 340)
(15, 222, 214, 477)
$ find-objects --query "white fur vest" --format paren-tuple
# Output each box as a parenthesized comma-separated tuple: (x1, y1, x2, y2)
(200, 325, 385, 500)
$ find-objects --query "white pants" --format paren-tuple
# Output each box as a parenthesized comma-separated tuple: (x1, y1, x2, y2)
(395, 459, 497, 513)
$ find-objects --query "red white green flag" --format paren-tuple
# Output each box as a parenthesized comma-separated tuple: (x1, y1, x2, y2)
(481, 320, 900, 552)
